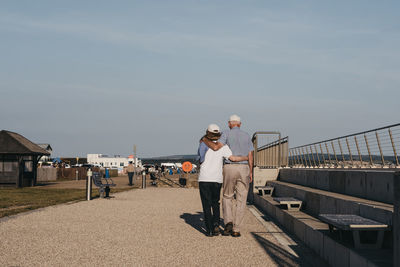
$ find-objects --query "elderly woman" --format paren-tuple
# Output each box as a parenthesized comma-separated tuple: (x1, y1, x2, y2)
(197, 124, 248, 237)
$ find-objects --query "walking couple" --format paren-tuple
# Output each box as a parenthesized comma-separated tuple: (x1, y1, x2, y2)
(197, 115, 254, 237)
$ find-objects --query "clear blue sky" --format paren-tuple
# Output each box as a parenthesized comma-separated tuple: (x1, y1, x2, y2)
(1, 1, 399, 158)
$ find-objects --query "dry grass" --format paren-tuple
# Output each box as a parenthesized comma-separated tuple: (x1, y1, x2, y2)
(0, 187, 135, 218)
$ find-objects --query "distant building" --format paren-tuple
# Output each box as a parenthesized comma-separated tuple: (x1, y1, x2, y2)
(87, 154, 142, 168)
(37, 144, 52, 162)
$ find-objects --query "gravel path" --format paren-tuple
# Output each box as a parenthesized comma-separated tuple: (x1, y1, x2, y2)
(0, 188, 318, 266)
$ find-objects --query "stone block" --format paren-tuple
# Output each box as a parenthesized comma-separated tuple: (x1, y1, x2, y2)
(315, 170, 330, 191)
(292, 169, 305, 185)
(254, 194, 267, 212)
(278, 169, 292, 182)
(365, 171, 393, 204)
(335, 242, 350, 267)
(323, 235, 336, 266)
(394, 172, 400, 267)
(349, 250, 368, 267)
(319, 195, 336, 214)
(305, 170, 316, 187)
(275, 207, 285, 226)
(282, 211, 294, 233)
(336, 199, 360, 215)
(329, 170, 346, 194)
(345, 171, 367, 199)
(293, 218, 306, 243)
(253, 168, 279, 189)
(305, 225, 324, 256)
(359, 204, 392, 225)
(294, 187, 306, 200)
(266, 200, 275, 217)
(304, 192, 320, 216)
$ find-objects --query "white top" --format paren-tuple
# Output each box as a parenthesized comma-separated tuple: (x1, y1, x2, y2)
(198, 145, 232, 183)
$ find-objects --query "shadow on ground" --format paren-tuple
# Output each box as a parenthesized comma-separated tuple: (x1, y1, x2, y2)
(180, 212, 208, 235)
(251, 232, 328, 267)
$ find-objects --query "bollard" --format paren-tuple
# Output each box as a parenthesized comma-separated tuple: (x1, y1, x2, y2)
(76, 169, 79, 181)
(86, 169, 92, 201)
(142, 171, 146, 189)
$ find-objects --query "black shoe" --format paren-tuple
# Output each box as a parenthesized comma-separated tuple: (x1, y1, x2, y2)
(231, 231, 241, 237)
(222, 222, 233, 236)
(212, 226, 220, 236)
(205, 231, 213, 237)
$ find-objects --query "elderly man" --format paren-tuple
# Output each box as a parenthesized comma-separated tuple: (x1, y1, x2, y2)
(201, 115, 254, 237)
(198, 124, 249, 236)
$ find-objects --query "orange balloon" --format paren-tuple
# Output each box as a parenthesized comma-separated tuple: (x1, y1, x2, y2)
(182, 161, 193, 173)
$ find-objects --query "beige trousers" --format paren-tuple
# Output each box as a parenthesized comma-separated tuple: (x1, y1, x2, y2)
(222, 164, 250, 232)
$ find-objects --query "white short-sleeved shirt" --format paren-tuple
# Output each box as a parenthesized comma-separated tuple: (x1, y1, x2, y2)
(198, 145, 232, 183)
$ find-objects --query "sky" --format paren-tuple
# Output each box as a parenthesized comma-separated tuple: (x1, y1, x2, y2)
(1, 1, 399, 158)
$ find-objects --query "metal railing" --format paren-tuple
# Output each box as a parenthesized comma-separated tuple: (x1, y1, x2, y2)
(289, 123, 400, 168)
(253, 132, 289, 168)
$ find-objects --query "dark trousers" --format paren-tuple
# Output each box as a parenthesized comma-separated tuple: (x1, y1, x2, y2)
(199, 182, 222, 232)
(128, 172, 134, 185)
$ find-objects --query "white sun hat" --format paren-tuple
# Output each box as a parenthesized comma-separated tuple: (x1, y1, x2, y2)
(229, 114, 241, 122)
(207, 124, 220, 133)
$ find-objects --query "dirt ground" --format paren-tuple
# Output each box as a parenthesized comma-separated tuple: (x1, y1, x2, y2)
(36, 173, 199, 189)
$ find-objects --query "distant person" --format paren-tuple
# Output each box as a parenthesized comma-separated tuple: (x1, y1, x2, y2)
(161, 165, 165, 174)
(198, 124, 248, 237)
(202, 115, 254, 237)
(127, 162, 135, 186)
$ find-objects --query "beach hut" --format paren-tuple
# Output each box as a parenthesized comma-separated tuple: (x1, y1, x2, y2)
(0, 130, 50, 187)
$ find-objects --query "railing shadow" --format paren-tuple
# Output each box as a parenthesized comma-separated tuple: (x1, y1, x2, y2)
(251, 232, 328, 267)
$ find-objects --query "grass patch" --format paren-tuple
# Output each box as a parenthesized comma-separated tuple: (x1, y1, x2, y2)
(0, 187, 134, 218)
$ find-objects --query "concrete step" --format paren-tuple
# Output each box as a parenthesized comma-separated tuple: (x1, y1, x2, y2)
(278, 169, 395, 204)
(254, 194, 393, 267)
(268, 180, 393, 226)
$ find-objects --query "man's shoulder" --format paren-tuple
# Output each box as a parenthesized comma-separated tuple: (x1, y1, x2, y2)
(235, 128, 251, 139)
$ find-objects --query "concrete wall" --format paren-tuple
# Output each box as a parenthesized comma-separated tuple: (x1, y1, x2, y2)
(37, 168, 57, 182)
(279, 168, 395, 204)
(253, 167, 279, 192)
(394, 172, 400, 267)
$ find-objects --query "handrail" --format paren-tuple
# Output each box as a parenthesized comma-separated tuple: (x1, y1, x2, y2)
(289, 123, 400, 168)
(253, 132, 288, 168)
(291, 123, 400, 149)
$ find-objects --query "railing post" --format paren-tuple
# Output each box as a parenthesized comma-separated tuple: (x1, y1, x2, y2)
(286, 137, 289, 167)
(364, 134, 373, 166)
(314, 144, 321, 167)
(299, 148, 305, 167)
(389, 128, 399, 166)
(338, 139, 345, 166)
(278, 134, 282, 167)
(325, 143, 332, 166)
(292, 149, 300, 165)
(320, 143, 327, 166)
(331, 141, 338, 166)
(309, 146, 316, 167)
(376, 131, 385, 167)
(254, 134, 258, 167)
(354, 136, 363, 167)
(302, 147, 309, 167)
(345, 137, 353, 166)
